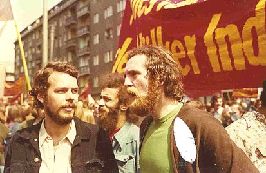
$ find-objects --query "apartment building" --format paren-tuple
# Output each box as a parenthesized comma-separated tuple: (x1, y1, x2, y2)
(14, 0, 126, 96)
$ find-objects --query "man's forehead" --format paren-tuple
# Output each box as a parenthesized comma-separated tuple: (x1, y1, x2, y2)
(48, 71, 78, 87)
(126, 55, 147, 73)
(127, 55, 147, 66)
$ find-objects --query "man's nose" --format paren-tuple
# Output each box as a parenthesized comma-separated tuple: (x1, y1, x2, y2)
(124, 76, 133, 86)
(98, 98, 105, 107)
(66, 90, 76, 101)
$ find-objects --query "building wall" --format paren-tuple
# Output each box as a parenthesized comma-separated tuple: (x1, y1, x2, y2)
(14, 0, 126, 96)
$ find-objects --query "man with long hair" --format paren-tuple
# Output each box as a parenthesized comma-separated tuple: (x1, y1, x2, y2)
(98, 73, 140, 173)
(4, 62, 118, 173)
(124, 45, 258, 173)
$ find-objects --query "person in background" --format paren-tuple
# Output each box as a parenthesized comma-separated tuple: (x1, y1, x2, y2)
(226, 80, 266, 173)
(124, 45, 258, 173)
(98, 73, 140, 173)
(0, 122, 8, 172)
(4, 62, 118, 173)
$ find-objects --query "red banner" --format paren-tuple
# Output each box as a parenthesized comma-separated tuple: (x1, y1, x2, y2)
(113, 0, 266, 97)
(4, 76, 25, 96)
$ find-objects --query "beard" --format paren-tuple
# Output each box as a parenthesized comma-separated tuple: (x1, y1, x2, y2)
(128, 80, 161, 117)
(98, 107, 119, 132)
(45, 104, 75, 125)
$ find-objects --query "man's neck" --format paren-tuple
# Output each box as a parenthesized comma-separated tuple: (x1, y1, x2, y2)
(115, 111, 126, 129)
(153, 95, 181, 120)
(44, 116, 71, 145)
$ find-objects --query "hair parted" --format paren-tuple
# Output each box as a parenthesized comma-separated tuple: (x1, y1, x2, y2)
(29, 61, 79, 108)
(127, 45, 184, 101)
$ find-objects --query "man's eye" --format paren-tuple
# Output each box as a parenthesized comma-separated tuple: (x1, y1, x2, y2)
(104, 98, 111, 102)
(56, 90, 66, 93)
(72, 89, 78, 94)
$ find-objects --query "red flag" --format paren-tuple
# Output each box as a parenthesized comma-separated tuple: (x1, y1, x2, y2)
(4, 76, 25, 96)
(0, 0, 14, 21)
(79, 84, 91, 100)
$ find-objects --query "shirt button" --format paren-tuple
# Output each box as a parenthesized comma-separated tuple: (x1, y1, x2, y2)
(34, 138, 38, 142)
(34, 157, 40, 162)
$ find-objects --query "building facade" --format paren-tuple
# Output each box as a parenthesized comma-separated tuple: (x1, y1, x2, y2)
(14, 0, 126, 96)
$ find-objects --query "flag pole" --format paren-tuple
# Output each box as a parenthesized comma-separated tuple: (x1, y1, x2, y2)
(43, 0, 48, 66)
(9, 0, 32, 91)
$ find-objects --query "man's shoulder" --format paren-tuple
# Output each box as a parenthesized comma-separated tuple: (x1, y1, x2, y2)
(178, 104, 221, 126)
(74, 117, 99, 134)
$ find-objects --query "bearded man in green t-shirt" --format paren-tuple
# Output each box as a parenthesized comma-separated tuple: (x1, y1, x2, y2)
(124, 45, 258, 173)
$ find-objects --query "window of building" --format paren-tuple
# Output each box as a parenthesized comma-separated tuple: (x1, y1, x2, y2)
(79, 38, 87, 49)
(117, 24, 121, 36)
(104, 6, 113, 19)
(67, 52, 72, 62)
(59, 37, 62, 47)
(93, 77, 99, 88)
(93, 34, 99, 45)
(117, 0, 126, 12)
(104, 50, 113, 63)
(105, 28, 113, 39)
(80, 57, 89, 66)
(93, 13, 99, 24)
(93, 55, 99, 66)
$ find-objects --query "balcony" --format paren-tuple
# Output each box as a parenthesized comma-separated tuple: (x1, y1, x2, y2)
(65, 16, 77, 26)
(78, 46, 90, 56)
(66, 38, 76, 49)
(77, 5, 89, 18)
(79, 66, 90, 75)
(77, 26, 90, 37)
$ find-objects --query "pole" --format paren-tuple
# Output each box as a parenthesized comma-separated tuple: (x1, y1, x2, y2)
(49, 25, 55, 60)
(8, 0, 31, 92)
(42, 0, 48, 66)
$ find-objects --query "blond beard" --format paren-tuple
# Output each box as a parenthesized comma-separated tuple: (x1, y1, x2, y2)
(129, 81, 161, 116)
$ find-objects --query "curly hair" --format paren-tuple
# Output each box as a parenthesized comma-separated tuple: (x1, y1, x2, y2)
(127, 45, 184, 101)
(29, 62, 79, 108)
(101, 73, 139, 124)
(100, 72, 125, 89)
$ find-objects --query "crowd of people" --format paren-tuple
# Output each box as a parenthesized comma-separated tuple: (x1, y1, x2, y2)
(0, 45, 265, 173)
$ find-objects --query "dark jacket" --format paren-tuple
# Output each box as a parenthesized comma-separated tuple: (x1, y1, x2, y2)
(4, 117, 119, 173)
(140, 105, 259, 173)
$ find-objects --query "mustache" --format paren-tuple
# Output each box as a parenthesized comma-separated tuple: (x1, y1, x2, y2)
(61, 104, 76, 109)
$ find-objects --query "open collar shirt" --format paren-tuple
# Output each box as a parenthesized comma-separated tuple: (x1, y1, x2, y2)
(39, 120, 76, 173)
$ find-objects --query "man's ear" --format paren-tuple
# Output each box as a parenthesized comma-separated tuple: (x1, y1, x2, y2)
(37, 94, 44, 104)
(120, 105, 127, 111)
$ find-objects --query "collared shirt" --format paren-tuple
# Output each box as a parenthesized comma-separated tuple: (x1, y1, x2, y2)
(39, 120, 76, 173)
(112, 122, 140, 173)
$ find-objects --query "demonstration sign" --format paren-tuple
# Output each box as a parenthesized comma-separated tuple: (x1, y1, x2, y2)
(113, 0, 266, 97)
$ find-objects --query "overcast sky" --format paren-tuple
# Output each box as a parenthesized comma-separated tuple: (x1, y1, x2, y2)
(0, 0, 62, 72)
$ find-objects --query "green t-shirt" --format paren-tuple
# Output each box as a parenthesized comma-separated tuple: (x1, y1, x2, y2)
(140, 104, 183, 173)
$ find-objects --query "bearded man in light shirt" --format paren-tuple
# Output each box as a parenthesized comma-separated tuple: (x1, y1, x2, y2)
(4, 62, 118, 173)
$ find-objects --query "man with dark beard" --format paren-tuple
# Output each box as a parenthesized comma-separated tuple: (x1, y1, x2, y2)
(98, 73, 140, 173)
(4, 62, 118, 173)
(124, 46, 258, 173)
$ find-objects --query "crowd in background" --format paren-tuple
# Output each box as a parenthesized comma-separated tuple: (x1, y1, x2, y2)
(0, 95, 261, 147)
(0, 93, 262, 172)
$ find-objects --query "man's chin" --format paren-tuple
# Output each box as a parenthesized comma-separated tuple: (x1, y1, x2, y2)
(128, 98, 152, 117)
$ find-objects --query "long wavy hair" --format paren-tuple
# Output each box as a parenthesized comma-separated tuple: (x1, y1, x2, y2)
(127, 45, 184, 101)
